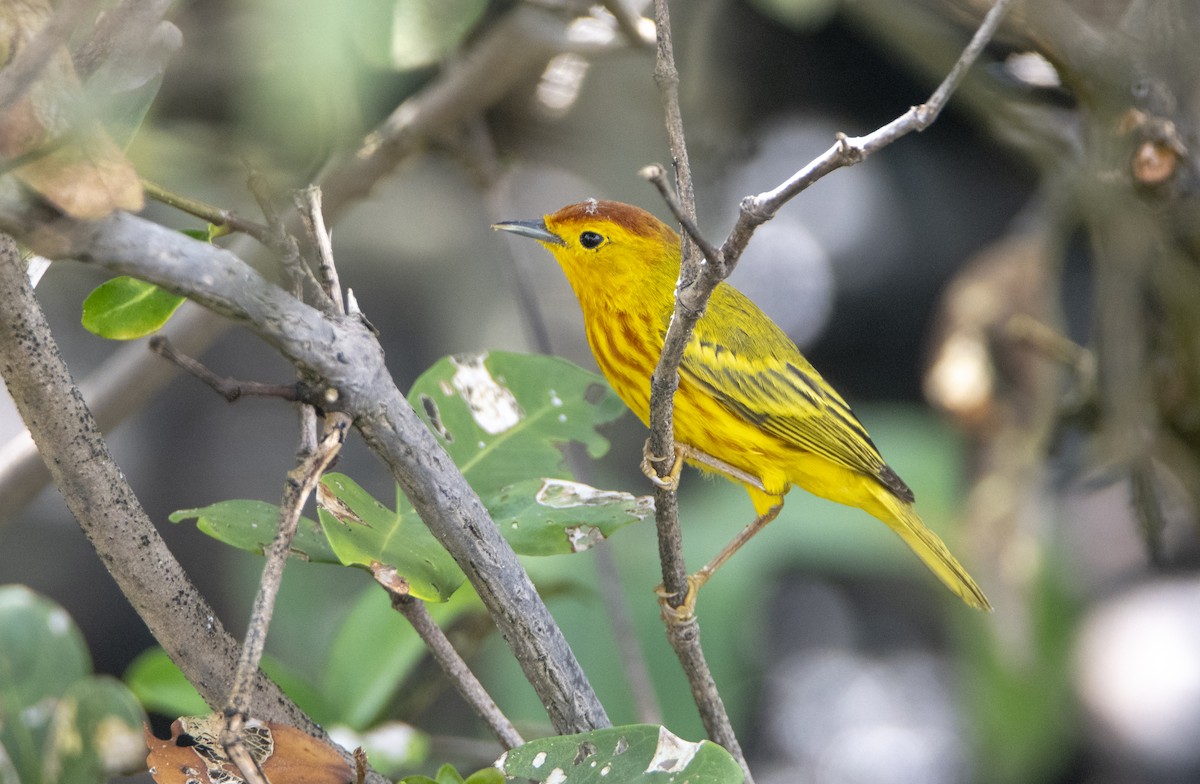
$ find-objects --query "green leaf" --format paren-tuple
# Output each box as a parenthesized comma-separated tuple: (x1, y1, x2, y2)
(169, 500, 339, 564)
(321, 583, 479, 730)
(489, 478, 654, 556)
(81, 276, 185, 339)
(409, 351, 626, 489)
(390, 0, 488, 69)
(317, 473, 465, 602)
(124, 646, 330, 726)
(0, 585, 92, 784)
(42, 676, 146, 784)
(398, 762, 503, 784)
(462, 767, 505, 784)
(123, 647, 208, 718)
(409, 351, 648, 556)
(496, 725, 744, 783)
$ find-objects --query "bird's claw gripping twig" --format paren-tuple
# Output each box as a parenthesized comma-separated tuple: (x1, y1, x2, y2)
(655, 573, 707, 624)
(641, 439, 684, 491)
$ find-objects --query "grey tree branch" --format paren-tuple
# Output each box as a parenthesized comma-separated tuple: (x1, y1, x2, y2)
(0, 232, 391, 784)
(0, 1, 639, 524)
(0, 202, 609, 736)
(644, 3, 750, 779)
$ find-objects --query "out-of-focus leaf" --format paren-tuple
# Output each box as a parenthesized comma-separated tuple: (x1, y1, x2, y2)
(0, 584, 91, 784)
(81, 277, 185, 340)
(399, 762, 504, 784)
(0, 1, 143, 219)
(317, 473, 465, 603)
(123, 648, 208, 719)
(390, 0, 488, 69)
(169, 500, 339, 564)
(495, 725, 744, 783)
(124, 647, 329, 726)
(43, 676, 146, 783)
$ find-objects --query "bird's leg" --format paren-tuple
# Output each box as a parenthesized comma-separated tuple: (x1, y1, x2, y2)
(658, 502, 784, 624)
(641, 438, 685, 491)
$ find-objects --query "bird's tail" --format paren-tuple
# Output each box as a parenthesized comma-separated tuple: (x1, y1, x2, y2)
(868, 490, 992, 611)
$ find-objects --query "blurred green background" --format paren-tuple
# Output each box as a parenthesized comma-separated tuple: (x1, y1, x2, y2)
(2, 1, 1199, 783)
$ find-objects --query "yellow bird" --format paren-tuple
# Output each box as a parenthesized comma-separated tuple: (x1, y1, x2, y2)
(494, 199, 990, 611)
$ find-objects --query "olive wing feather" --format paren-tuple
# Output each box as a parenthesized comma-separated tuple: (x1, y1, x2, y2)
(680, 284, 913, 501)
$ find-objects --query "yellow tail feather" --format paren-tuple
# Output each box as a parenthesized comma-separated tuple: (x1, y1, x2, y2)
(869, 490, 992, 611)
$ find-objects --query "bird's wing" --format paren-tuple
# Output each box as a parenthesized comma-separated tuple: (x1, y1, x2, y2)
(680, 284, 912, 500)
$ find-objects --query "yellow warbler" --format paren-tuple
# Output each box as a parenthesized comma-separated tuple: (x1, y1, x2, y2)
(494, 199, 990, 611)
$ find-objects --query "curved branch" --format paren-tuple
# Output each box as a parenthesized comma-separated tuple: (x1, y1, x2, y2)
(0, 203, 610, 736)
(0, 234, 373, 769)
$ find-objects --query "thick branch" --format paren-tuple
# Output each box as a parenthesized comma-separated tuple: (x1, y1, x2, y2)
(0, 234, 350, 753)
(0, 2, 636, 519)
(0, 205, 609, 736)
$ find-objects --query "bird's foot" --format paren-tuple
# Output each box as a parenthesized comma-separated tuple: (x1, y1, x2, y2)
(641, 439, 684, 491)
(654, 573, 707, 624)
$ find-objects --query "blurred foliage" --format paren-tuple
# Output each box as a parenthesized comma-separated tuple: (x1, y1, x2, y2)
(400, 762, 504, 784)
(10, 0, 1199, 782)
(0, 585, 146, 784)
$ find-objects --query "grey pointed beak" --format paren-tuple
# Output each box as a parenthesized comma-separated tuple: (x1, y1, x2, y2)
(491, 219, 565, 246)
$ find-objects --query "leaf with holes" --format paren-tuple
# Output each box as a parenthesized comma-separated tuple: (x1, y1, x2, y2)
(409, 351, 627, 491)
(495, 725, 744, 783)
(317, 473, 465, 602)
(489, 477, 654, 556)
(406, 351, 651, 556)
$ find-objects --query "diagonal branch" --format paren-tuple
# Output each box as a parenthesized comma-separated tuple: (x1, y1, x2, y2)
(0, 1, 642, 523)
(0, 202, 610, 737)
(0, 231, 392, 784)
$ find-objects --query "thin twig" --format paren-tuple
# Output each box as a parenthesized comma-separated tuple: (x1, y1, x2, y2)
(296, 186, 344, 316)
(645, 2, 751, 778)
(646, 0, 691, 624)
(725, 0, 1017, 265)
(390, 594, 525, 750)
(641, 0, 1015, 777)
(142, 180, 274, 245)
(223, 413, 351, 773)
(148, 336, 300, 402)
(640, 164, 724, 271)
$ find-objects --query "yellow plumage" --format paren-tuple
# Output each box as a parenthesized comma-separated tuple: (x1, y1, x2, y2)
(494, 199, 990, 611)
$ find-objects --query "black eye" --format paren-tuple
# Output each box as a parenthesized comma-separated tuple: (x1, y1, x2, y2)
(579, 231, 604, 249)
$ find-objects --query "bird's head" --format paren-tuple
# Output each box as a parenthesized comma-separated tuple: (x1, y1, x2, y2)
(492, 199, 681, 300)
